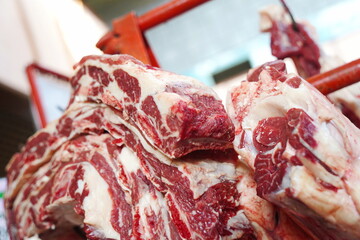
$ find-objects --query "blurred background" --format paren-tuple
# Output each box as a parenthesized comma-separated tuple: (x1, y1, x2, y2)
(0, 0, 360, 177)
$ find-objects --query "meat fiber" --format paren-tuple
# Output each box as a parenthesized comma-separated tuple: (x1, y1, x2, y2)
(227, 60, 360, 240)
(5, 55, 305, 240)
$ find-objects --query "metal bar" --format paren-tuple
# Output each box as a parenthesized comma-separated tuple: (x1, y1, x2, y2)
(138, 0, 210, 31)
(308, 59, 360, 95)
(26, 64, 48, 128)
(26, 63, 69, 128)
(279, 0, 299, 31)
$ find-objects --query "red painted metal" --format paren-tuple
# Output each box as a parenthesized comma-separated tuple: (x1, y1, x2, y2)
(97, 12, 151, 63)
(26, 63, 69, 128)
(308, 59, 360, 95)
(97, 12, 157, 66)
(138, 0, 210, 31)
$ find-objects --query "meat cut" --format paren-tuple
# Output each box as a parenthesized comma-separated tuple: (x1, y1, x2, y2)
(227, 60, 360, 240)
(70, 55, 235, 158)
(5, 55, 308, 240)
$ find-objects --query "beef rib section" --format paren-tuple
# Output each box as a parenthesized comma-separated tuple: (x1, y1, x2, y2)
(70, 55, 235, 158)
(227, 60, 360, 240)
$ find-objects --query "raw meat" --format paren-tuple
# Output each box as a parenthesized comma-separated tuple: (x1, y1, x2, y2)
(259, 5, 321, 78)
(70, 55, 234, 158)
(260, 4, 360, 129)
(227, 60, 360, 240)
(5, 55, 302, 240)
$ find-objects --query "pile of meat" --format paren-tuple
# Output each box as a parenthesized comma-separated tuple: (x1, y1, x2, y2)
(5, 54, 360, 240)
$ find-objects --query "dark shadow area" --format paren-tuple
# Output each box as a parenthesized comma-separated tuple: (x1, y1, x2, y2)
(213, 60, 251, 84)
(0, 83, 36, 177)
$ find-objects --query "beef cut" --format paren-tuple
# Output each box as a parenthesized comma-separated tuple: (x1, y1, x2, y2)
(70, 55, 234, 158)
(5, 55, 308, 239)
(227, 60, 360, 240)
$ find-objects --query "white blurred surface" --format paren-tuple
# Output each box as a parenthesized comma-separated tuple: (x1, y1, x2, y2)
(35, 71, 72, 124)
(0, 0, 107, 95)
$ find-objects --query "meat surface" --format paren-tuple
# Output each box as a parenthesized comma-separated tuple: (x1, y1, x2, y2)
(6, 54, 304, 240)
(70, 55, 234, 158)
(227, 60, 360, 240)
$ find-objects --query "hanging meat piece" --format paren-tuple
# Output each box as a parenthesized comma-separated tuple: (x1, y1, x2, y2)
(259, 5, 321, 78)
(227, 60, 360, 240)
(260, 4, 360, 129)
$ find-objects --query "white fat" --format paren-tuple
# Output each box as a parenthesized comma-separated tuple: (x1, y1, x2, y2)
(82, 163, 120, 239)
(236, 172, 276, 232)
(137, 192, 165, 239)
(82, 59, 166, 104)
(46, 196, 84, 226)
(153, 92, 180, 118)
(120, 63, 164, 103)
(73, 95, 89, 103)
(234, 130, 257, 168)
(309, 121, 348, 175)
(136, 193, 156, 239)
(76, 179, 85, 194)
(289, 167, 360, 232)
(161, 177, 174, 186)
(145, 191, 174, 239)
(226, 210, 250, 229)
(119, 147, 140, 173)
(177, 161, 236, 199)
(106, 80, 125, 100)
(24, 235, 42, 240)
(242, 81, 311, 131)
(139, 193, 161, 216)
(280, 165, 295, 190)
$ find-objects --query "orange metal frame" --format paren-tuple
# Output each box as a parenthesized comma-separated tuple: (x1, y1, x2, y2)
(307, 59, 360, 95)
